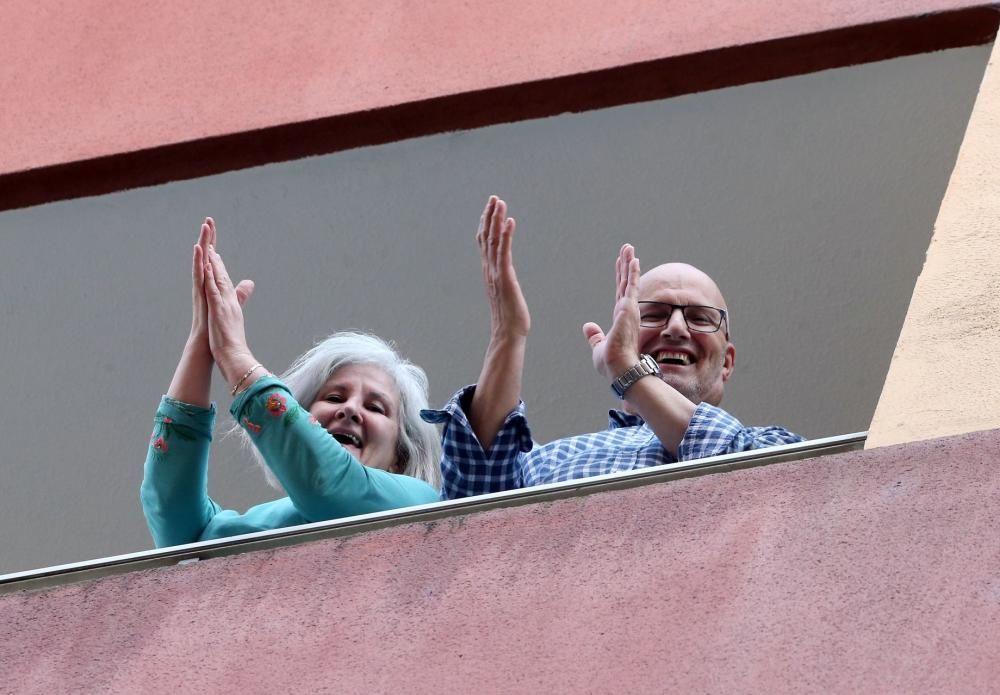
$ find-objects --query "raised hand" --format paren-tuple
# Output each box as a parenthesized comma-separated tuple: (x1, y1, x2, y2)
(187, 218, 215, 352)
(203, 239, 258, 387)
(469, 195, 529, 451)
(478, 195, 530, 341)
(582, 244, 642, 382)
(167, 218, 254, 406)
(190, 218, 254, 349)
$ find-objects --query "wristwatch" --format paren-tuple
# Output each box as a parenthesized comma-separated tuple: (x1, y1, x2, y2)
(610, 354, 662, 399)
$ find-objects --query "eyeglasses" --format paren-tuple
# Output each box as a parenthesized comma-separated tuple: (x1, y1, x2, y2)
(638, 301, 728, 334)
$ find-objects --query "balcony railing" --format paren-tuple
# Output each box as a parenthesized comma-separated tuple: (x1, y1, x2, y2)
(0, 431, 865, 595)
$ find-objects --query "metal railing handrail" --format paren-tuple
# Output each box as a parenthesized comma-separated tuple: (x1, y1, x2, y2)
(0, 431, 866, 595)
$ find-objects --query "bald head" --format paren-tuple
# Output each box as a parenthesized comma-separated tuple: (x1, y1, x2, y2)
(638, 263, 728, 315)
(636, 261, 735, 406)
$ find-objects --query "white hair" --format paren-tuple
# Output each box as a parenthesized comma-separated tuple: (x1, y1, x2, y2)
(236, 331, 441, 491)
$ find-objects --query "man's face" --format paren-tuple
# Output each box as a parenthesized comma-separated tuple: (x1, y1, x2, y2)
(636, 263, 735, 406)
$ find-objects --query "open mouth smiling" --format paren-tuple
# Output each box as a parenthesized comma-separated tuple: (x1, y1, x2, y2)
(331, 432, 363, 448)
(654, 350, 695, 366)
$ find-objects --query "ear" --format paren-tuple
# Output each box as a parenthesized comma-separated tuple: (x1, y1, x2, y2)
(721, 342, 736, 382)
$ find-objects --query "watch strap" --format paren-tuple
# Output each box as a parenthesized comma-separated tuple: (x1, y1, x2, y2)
(610, 354, 661, 399)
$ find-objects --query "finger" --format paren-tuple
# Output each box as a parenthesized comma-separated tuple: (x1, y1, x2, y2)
(582, 322, 606, 348)
(206, 245, 235, 296)
(205, 217, 217, 248)
(192, 244, 204, 293)
(197, 219, 210, 248)
(492, 199, 506, 243)
(203, 258, 223, 306)
(477, 196, 497, 243)
(617, 244, 634, 301)
(625, 245, 636, 275)
(478, 198, 498, 263)
(626, 257, 640, 299)
(616, 251, 626, 302)
(207, 245, 230, 284)
(483, 195, 497, 220)
(499, 217, 516, 271)
(489, 200, 506, 272)
(477, 220, 489, 259)
(235, 279, 255, 307)
(198, 220, 213, 270)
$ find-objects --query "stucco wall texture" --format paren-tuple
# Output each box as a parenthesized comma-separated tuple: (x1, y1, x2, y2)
(4, 428, 1000, 693)
(3, 1, 995, 180)
(868, 40, 1000, 447)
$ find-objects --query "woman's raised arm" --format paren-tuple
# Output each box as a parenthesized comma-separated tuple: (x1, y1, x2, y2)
(167, 217, 254, 406)
(141, 218, 254, 548)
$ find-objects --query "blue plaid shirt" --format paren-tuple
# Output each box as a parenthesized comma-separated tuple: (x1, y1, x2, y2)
(422, 385, 804, 499)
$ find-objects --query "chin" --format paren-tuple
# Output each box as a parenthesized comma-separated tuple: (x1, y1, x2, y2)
(659, 375, 699, 404)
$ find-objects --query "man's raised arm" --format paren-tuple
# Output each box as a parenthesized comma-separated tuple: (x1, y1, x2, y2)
(583, 245, 697, 456)
(469, 196, 531, 451)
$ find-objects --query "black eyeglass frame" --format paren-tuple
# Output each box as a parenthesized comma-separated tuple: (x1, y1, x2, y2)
(637, 301, 729, 335)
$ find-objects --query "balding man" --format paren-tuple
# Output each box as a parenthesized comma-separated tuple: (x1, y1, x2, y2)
(422, 196, 803, 498)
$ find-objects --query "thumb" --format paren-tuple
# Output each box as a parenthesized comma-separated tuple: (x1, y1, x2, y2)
(582, 322, 605, 348)
(235, 279, 255, 307)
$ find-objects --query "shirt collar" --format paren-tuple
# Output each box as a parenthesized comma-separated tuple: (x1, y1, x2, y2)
(608, 409, 644, 429)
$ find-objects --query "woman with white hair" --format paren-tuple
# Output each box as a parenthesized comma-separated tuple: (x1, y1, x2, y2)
(140, 218, 441, 548)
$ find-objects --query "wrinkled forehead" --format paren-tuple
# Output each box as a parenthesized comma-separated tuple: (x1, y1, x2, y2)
(638, 263, 727, 309)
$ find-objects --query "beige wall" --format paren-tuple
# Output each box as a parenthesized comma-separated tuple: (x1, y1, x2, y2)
(868, 42, 1000, 447)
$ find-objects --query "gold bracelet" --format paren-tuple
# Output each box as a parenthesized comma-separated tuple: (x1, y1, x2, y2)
(231, 363, 264, 396)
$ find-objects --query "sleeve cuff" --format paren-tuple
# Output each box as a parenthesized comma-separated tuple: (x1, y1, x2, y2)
(421, 384, 533, 454)
(676, 402, 742, 460)
(157, 396, 216, 439)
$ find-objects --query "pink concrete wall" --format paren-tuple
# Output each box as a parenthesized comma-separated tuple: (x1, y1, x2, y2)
(3, 429, 1000, 693)
(2, 1, 997, 210)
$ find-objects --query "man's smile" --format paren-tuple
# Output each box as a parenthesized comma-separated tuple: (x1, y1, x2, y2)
(653, 349, 695, 366)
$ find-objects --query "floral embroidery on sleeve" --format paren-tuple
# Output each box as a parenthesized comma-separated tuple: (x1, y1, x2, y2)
(265, 394, 287, 417)
(242, 417, 263, 434)
(149, 416, 196, 455)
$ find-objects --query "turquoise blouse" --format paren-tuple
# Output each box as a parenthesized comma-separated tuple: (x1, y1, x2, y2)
(140, 376, 439, 548)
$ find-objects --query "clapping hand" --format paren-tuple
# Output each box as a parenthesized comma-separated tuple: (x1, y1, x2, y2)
(190, 218, 255, 350)
(478, 195, 530, 342)
(583, 244, 642, 382)
(167, 218, 254, 406)
(199, 220, 256, 385)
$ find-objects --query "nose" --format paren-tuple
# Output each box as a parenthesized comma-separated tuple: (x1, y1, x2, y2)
(661, 307, 691, 339)
(335, 401, 362, 423)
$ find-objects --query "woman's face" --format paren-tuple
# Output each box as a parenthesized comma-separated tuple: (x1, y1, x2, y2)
(309, 363, 403, 474)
